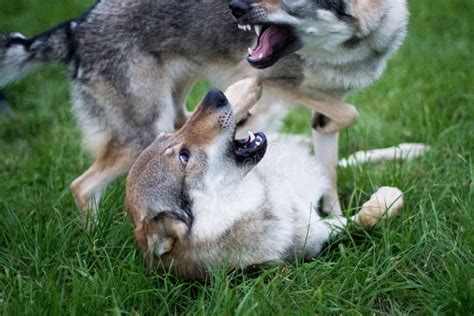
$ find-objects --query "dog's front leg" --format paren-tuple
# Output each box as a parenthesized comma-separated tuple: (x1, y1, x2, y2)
(224, 77, 263, 122)
(312, 129, 342, 214)
(275, 89, 359, 215)
(277, 89, 359, 134)
(308, 103, 357, 215)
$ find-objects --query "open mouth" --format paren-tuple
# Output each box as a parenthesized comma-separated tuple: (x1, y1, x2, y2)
(233, 131, 267, 163)
(240, 24, 296, 69)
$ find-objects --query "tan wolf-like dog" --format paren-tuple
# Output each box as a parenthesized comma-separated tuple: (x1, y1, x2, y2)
(125, 86, 407, 279)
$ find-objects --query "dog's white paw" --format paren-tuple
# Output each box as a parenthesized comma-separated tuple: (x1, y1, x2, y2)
(357, 186, 404, 228)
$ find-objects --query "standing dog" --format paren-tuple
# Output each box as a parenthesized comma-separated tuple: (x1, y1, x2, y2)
(0, 0, 409, 220)
(125, 87, 405, 279)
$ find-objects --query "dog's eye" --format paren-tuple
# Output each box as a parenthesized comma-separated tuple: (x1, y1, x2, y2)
(179, 149, 190, 165)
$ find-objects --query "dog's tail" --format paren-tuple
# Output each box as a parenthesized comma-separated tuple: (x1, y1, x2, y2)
(0, 20, 78, 87)
(338, 143, 429, 168)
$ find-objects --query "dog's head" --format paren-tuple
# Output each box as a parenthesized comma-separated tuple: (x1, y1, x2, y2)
(229, 0, 388, 68)
(125, 88, 267, 272)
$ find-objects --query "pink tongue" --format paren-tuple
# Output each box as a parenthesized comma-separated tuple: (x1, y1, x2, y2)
(250, 26, 289, 61)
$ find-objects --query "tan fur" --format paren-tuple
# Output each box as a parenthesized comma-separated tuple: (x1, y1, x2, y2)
(1, 0, 409, 225)
(71, 143, 137, 225)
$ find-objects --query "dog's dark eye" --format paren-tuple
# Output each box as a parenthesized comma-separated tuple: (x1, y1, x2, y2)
(179, 149, 190, 165)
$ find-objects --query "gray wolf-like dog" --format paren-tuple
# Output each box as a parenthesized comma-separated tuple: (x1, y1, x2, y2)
(0, 0, 411, 221)
(125, 87, 406, 279)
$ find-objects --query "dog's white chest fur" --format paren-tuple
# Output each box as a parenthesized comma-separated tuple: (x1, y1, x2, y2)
(186, 137, 329, 267)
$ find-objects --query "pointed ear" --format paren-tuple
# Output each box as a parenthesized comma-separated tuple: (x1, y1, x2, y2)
(148, 213, 189, 256)
(350, 0, 385, 35)
(134, 224, 155, 274)
(134, 225, 148, 253)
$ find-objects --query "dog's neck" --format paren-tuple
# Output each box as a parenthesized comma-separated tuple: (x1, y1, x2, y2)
(188, 168, 266, 241)
(298, 0, 407, 67)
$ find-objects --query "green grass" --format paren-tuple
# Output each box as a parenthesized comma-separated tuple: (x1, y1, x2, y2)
(0, 0, 473, 314)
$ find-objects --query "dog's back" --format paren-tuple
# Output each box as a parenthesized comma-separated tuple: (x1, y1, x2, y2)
(0, 0, 409, 225)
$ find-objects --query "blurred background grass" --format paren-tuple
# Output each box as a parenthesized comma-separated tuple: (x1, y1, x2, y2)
(0, 0, 473, 314)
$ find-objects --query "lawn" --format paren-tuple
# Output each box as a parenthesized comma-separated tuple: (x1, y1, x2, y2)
(0, 0, 473, 314)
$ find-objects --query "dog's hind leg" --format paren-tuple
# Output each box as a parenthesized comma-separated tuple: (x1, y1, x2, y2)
(338, 143, 430, 168)
(71, 142, 138, 226)
(313, 129, 342, 215)
(302, 187, 404, 257)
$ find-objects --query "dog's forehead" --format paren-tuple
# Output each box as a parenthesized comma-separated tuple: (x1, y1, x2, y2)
(148, 133, 187, 154)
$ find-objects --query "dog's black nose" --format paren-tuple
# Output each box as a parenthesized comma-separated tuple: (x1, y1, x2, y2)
(202, 88, 229, 109)
(229, 0, 252, 19)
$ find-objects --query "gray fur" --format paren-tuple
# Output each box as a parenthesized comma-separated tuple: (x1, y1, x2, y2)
(0, 0, 409, 218)
(125, 91, 408, 279)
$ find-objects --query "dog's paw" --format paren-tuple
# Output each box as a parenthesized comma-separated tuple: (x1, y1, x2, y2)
(225, 77, 263, 121)
(357, 187, 404, 228)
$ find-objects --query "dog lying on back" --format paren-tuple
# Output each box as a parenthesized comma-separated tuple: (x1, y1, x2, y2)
(0, 0, 409, 222)
(125, 87, 405, 279)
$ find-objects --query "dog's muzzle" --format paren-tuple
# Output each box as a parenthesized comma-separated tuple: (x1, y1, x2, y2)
(229, 0, 252, 19)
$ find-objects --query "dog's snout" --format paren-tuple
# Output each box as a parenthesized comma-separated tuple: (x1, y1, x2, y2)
(202, 88, 229, 109)
(229, 0, 252, 19)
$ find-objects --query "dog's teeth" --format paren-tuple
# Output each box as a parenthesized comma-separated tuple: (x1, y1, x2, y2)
(248, 131, 256, 142)
(248, 47, 252, 55)
(255, 25, 262, 36)
(246, 24, 251, 31)
(256, 141, 261, 147)
(258, 53, 263, 59)
(238, 24, 244, 30)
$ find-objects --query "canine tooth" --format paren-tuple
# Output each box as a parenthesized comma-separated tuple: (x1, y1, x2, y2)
(248, 131, 256, 142)
(247, 25, 252, 31)
(248, 47, 252, 55)
(255, 25, 262, 36)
